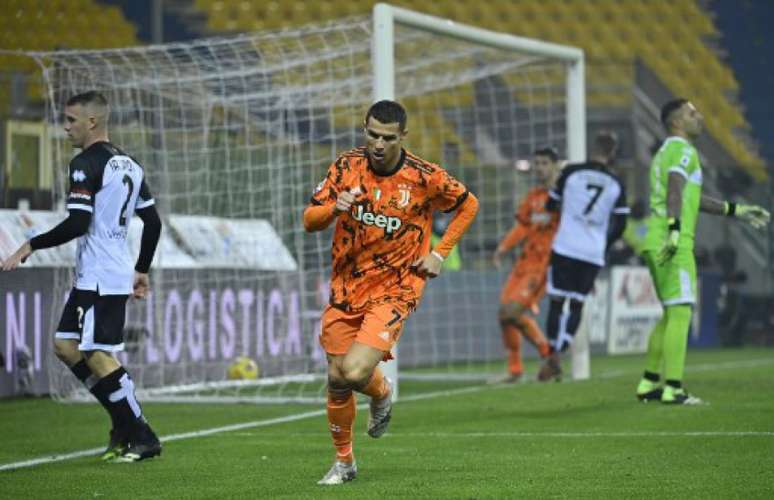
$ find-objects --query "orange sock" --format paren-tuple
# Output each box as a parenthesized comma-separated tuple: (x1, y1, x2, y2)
(359, 366, 390, 400)
(518, 314, 550, 358)
(501, 323, 523, 375)
(327, 388, 356, 463)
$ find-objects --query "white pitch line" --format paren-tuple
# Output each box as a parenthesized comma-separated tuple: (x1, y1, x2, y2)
(0, 384, 485, 473)
(0, 447, 107, 472)
(1, 356, 772, 472)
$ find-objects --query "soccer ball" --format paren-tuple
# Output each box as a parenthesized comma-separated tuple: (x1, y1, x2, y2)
(226, 356, 260, 380)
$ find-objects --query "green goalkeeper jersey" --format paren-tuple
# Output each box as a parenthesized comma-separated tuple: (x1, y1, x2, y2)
(644, 136, 703, 252)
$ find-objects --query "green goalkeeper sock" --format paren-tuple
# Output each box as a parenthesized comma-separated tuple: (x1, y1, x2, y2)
(663, 305, 693, 382)
(636, 378, 660, 395)
(637, 370, 661, 395)
(643, 314, 667, 375)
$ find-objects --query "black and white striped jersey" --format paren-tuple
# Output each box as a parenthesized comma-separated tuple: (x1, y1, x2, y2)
(66, 141, 154, 294)
(548, 161, 628, 266)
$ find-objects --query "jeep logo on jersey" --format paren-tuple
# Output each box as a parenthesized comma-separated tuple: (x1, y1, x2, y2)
(351, 205, 402, 234)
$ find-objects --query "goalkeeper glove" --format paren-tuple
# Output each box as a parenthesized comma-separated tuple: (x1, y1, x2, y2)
(657, 217, 680, 265)
(726, 202, 771, 230)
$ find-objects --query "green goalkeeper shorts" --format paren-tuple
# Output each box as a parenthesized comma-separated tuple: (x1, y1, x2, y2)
(643, 249, 697, 306)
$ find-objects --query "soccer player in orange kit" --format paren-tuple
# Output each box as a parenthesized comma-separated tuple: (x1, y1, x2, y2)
(304, 100, 479, 485)
(492, 148, 561, 381)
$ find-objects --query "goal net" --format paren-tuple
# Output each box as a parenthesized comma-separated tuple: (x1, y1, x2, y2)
(28, 5, 584, 403)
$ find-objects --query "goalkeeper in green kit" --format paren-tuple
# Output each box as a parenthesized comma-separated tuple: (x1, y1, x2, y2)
(636, 98, 770, 405)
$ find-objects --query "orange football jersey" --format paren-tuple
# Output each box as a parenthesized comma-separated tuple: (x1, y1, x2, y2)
(309, 147, 468, 312)
(511, 187, 559, 274)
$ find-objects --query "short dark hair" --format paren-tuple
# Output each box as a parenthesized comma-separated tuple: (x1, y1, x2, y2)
(660, 98, 688, 130)
(66, 90, 108, 108)
(534, 146, 559, 162)
(365, 100, 407, 131)
(593, 130, 618, 157)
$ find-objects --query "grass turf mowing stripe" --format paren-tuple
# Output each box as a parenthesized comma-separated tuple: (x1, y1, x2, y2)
(1, 356, 772, 472)
(0, 385, 485, 472)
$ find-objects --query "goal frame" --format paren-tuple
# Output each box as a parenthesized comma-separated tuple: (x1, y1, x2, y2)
(371, 3, 590, 393)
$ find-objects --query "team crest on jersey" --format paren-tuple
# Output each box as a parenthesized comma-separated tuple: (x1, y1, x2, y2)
(72, 169, 86, 182)
(398, 189, 410, 207)
(373, 187, 382, 200)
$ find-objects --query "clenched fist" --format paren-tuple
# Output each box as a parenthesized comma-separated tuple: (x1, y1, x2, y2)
(334, 187, 361, 214)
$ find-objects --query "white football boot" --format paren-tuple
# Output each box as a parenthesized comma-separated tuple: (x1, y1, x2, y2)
(317, 460, 358, 485)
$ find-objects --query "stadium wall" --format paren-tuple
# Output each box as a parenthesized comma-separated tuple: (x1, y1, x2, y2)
(1, 266, 721, 399)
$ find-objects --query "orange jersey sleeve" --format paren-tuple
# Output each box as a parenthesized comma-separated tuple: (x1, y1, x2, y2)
(432, 193, 478, 258)
(497, 225, 527, 253)
(427, 165, 469, 213)
(309, 154, 351, 206)
(303, 203, 336, 232)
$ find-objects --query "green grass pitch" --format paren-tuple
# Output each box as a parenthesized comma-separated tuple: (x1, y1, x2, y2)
(1, 348, 773, 499)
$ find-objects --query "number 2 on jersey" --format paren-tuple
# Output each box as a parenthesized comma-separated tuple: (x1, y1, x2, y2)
(584, 183, 604, 215)
(119, 174, 134, 227)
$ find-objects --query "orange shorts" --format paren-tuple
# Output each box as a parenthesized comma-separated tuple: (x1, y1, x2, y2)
(319, 302, 411, 359)
(500, 268, 547, 308)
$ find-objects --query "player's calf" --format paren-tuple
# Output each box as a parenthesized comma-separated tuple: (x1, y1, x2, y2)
(367, 377, 393, 438)
(537, 351, 562, 382)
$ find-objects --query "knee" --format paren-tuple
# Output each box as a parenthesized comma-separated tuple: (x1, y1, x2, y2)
(82, 350, 119, 378)
(53, 339, 80, 365)
(499, 302, 524, 324)
(340, 360, 373, 388)
(498, 304, 510, 323)
(327, 367, 347, 390)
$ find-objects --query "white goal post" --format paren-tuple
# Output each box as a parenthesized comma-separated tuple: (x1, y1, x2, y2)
(371, 4, 589, 391)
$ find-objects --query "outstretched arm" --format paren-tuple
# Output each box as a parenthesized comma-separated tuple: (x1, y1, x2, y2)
(1, 210, 91, 271)
(701, 195, 770, 229)
(727, 202, 770, 229)
(699, 194, 726, 215)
